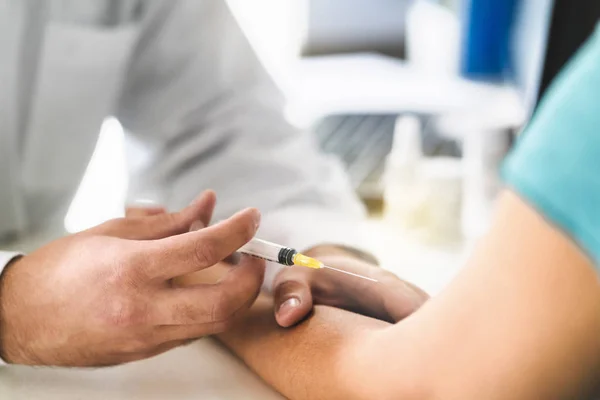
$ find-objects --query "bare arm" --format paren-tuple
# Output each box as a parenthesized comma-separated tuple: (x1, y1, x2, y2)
(218, 191, 600, 399)
(220, 297, 388, 399)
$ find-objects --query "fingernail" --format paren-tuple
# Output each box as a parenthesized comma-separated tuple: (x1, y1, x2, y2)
(278, 297, 300, 313)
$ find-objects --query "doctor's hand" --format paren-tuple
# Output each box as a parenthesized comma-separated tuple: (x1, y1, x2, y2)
(0, 191, 265, 367)
(272, 248, 429, 327)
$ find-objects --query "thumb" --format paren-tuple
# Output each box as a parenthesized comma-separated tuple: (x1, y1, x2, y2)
(273, 278, 314, 328)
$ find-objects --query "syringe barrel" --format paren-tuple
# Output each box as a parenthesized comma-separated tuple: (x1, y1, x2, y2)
(238, 238, 297, 266)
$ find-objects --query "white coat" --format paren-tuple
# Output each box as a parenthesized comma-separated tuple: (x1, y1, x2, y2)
(0, 1, 365, 274)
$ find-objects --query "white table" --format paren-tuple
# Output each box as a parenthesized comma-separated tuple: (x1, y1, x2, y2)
(0, 338, 283, 400)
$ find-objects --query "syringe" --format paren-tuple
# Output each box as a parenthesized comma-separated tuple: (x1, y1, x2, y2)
(238, 238, 378, 282)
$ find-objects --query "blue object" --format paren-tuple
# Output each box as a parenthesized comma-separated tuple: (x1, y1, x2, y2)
(502, 25, 600, 264)
(461, 0, 519, 80)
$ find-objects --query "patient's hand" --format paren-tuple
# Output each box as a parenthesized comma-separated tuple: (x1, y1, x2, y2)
(175, 246, 429, 329)
(272, 252, 429, 327)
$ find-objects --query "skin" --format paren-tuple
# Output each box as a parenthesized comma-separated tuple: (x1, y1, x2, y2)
(0, 191, 416, 367)
(272, 251, 429, 327)
(217, 191, 600, 399)
(0, 191, 266, 366)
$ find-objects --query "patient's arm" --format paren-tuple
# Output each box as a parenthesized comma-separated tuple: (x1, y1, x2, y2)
(218, 191, 600, 399)
(219, 296, 390, 399)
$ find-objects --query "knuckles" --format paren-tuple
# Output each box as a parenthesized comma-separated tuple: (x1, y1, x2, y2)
(209, 291, 239, 329)
(102, 297, 147, 328)
(105, 261, 131, 288)
(171, 301, 206, 325)
(101, 263, 150, 328)
(168, 289, 244, 330)
(193, 239, 218, 266)
(209, 291, 230, 323)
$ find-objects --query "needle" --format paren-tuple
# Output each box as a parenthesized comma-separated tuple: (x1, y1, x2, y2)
(322, 265, 379, 282)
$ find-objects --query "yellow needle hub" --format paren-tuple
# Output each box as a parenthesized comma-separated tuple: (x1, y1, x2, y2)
(292, 253, 324, 269)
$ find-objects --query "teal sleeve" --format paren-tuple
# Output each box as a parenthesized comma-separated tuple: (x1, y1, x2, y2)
(502, 25, 600, 265)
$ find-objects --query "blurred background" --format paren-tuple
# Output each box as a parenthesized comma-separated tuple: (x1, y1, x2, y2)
(67, 0, 600, 293)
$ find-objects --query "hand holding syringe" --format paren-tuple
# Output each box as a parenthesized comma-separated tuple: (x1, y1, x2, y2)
(238, 238, 378, 282)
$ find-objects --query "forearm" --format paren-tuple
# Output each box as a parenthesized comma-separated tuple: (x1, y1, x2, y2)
(218, 192, 600, 399)
(357, 192, 600, 399)
(218, 295, 392, 400)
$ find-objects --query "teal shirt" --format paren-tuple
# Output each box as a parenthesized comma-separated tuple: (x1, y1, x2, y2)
(502, 24, 600, 264)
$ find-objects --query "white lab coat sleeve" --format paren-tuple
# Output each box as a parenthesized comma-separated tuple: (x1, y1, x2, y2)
(0, 251, 23, 365)
(116, 0, 369, 285)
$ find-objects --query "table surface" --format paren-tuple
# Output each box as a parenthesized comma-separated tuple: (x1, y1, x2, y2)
(0, 221, 466, 400)
(1, 338, 284, 400)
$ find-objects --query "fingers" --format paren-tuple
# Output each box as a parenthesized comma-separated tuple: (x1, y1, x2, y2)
(134, 190, 216, 240)
(96, 191, 217, 240)
(152, 256, 265, 330)
(379, 276, 430, 322)
(144, 207, 260, 279)
(271, 256, 428, 326)
(125, 205, 167, 218)
(187, 190, 216, 231)
(272, 274, 314, 328)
